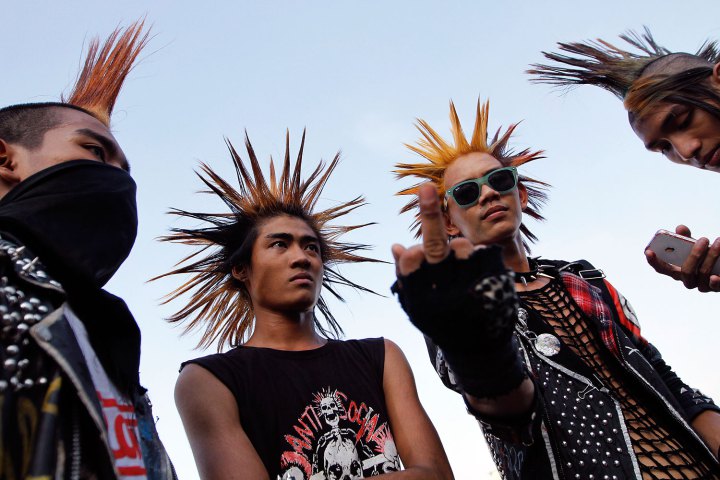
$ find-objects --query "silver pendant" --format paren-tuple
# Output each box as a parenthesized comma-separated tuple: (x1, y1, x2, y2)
(535, 333, 561, 356)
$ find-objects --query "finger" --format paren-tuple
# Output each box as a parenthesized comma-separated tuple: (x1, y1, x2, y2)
(418, 183, 449, 264)
(697, 238, 720, 289)
(675, 224, 692, 237)
(449, 237, 474, 260)
(645, 249, 682, 280)
(680, 237, 709, 289)
(391, 244, 407, 275)
(709, 275, 720, 292)
(397, 245, 427, 276)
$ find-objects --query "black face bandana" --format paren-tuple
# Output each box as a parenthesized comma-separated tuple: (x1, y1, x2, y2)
(0, 159, 141, 395)
(0, 159, 138, 289)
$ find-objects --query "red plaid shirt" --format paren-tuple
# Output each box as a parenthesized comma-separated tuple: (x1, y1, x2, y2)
(559, 272, 647, 359)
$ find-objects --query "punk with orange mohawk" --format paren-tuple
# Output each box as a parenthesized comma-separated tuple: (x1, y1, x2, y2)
(168, 132, 453, 479)
(395, 99, 548, 251)
(0, 21, 177, 480)
(390, 100, 720, 478)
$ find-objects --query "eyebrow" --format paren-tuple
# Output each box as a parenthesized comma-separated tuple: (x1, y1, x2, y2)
(455, 166, 502, 185)
(644, 108, 682, 150)
(265, 232, 320, 244)
(75, 128, 130, 172)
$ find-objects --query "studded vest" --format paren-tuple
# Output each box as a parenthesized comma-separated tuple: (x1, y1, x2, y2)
(0, 233, 176, 480)
(426, 262, 720, 480)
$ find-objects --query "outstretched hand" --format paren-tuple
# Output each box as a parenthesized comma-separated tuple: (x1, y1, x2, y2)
(389, 184, 527, 402)
(645, 225, 720, 293)
(391, 183, 477, 275)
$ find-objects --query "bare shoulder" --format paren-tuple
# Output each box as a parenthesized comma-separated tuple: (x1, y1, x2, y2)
(383, 337, 408, 361)
(382, 338, 416, 391)
(383, 338, 413, 371)
(175, 363, 238, 423)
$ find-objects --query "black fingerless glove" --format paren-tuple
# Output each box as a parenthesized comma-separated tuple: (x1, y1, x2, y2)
(392, 245, 526, 398)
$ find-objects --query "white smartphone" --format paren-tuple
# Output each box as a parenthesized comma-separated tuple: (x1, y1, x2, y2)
(646, 229, 720, 275)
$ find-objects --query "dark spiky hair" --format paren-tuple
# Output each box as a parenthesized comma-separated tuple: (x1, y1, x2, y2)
(155, 131, 379, 350)
(528, 27, 720, 100)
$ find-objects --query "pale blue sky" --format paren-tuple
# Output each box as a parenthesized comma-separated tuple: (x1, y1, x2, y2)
(4, 2, 720, 477)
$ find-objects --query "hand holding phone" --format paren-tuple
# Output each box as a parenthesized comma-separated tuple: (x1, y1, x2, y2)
(645, 227, 720, 291)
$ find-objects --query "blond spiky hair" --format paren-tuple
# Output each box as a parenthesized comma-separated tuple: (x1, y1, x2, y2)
(528, 27, 720, 101)
(156, 131, 379, 351)
(64, 19, 150, 126)
(395, 100, 548, 249)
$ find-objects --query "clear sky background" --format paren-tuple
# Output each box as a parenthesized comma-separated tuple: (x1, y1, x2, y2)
(4, 2, 720, 478)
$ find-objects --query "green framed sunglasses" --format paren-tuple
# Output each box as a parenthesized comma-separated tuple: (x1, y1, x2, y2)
(445, 166, 518, 208)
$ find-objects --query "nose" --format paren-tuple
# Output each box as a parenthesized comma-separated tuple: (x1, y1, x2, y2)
(478, 183, 501, 206)
(289, 245, 312, 268)
(670, 133, 702, 163)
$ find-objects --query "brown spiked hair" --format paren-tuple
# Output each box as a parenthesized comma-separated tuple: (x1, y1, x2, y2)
(527, 27, 720, 101)
(394, 100, 549, 251)
(64, 19, 150, 125)
(155, 131, 379, 351)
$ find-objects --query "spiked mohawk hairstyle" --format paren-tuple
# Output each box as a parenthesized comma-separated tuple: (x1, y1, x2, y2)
(527, 27, 720, 106)
(156, 131, 379, 350)
(63, 19, 150, 126)
(0, 20, 149, 125)
(394, 100, 548, 250)
(0, 20, 149, 154)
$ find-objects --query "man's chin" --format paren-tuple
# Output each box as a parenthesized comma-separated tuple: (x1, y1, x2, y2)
(278, 299, 318, 316)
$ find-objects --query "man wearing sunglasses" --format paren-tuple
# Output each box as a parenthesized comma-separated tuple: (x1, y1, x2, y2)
(391, 100, 720, 479)
(528, 29, 720, 293)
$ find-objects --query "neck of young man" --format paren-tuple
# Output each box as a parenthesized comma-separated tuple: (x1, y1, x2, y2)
(495, 234, 550, 292)
(245, 306, 327, 351)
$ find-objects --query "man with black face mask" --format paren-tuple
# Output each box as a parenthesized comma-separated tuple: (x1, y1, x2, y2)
(0, 21, 176, 480)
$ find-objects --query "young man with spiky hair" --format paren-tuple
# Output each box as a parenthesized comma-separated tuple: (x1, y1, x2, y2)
(160, 132, 453, 480)
(0, 22, 175, 480)
(391, 100, 720, 479)
(528, 29, 720, 293)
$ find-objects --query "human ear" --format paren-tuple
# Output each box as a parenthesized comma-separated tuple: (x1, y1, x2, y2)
(0, 139, 21, 186)
(518, 183, 529, 211)
(231, 265, 248, 282)
(443, 210, 461, 237)
(711, 63, 720, 88)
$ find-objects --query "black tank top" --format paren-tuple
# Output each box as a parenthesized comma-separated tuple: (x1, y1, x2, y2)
(184, 337, 402, 479)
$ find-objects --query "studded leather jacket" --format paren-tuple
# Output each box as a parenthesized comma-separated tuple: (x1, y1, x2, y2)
(0, 233, 176, 480)
(426, 261, 720, 480)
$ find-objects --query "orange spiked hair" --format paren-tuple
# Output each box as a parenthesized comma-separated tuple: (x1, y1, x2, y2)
(395, 100, 549, 250)
(63, 19, 150, 126)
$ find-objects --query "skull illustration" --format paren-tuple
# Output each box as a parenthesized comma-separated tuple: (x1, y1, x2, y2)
(323, 436, 364, 480)
(280, 466, 306, 480)
(319, 396, 341, 428)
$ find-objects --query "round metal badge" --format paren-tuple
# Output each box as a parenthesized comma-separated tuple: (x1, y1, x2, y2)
(535, 333, 561, 357)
